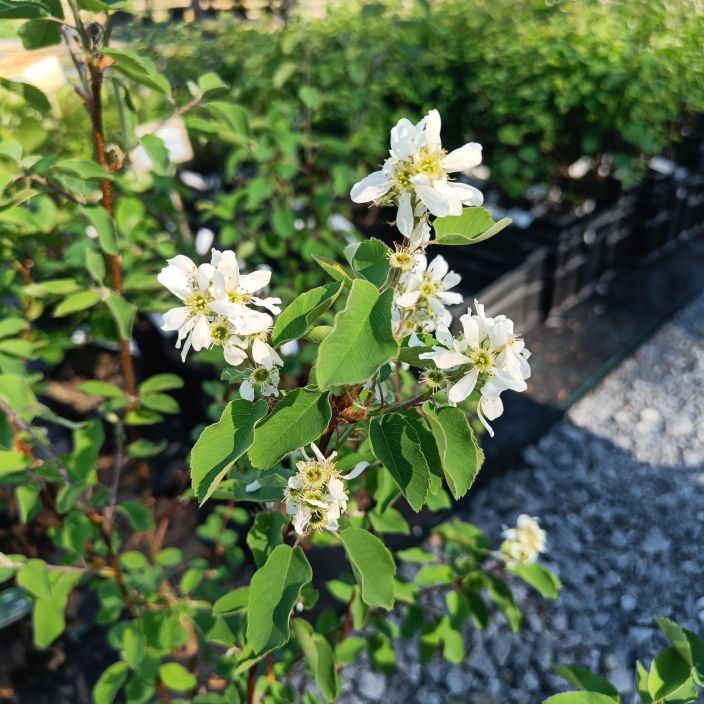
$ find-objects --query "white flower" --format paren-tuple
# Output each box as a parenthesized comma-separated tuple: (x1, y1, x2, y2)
(395, 254, 462, 334)
(240, 365, 280, 401)
(158, 255, 216, 362)
(351, 109, 484, 231)
(208, 249, 281, 335)
(500, 514, 546, 567)
(158, 249, 285, 369)
(419, 300, 531, 436)
(283, 443, 367, 534)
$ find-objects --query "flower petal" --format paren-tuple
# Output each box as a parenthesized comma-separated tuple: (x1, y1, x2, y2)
(239, 379, 255, 401)
(350, 170, 391, 203)
(448, 369, 479, 403)
(396, 192, 413, 238)
(449, 181, 484, 206)
(441, 142, 483, 172)
(424, 109, 442, 152)
(239, 269, 271, 293)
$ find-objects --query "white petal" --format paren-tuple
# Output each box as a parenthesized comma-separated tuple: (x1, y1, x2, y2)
(216, 249, 239, 280)
(350, 171, 391, 203)
(190, 315, 211, 351)
(424, 109, 442, 152)
(448, 369, 479, 403)
(161, 306, 190, 332)
(396, 290, 421, 308)
(427, 254, 449, 280)
(411, 176, 453, 217)
(236, 310, 273, 335)
(157, 266, 190, 300)
(167, 254, 197, 273)
(434, 351, 471, 370)
(252, 337, 283, 369)
(435, 327, 453, 348)
(223, 342, 247, 367)
(441, 142, 482, 172)
(342, 461, 368, 480)
(443, 271, 462, 289)
(239, 379, 255, 401)
(432, 180, 463, 216)
(480, 394, 503, 420)
(239, 269, 271, 293)
(438, 291, 463, 305)
(311, 443, 327, 463)
(460, 315, 480, 349)
(408, 332, 424, 347)
(197, 263, 214, 290)
(245, 480, 261, 492)
(396, 192, 413, 238)
(252, 296, 282, 315)
(448, 181, 484, 206)
(390, 118, 415, 159)
(409, 220, 431, 250)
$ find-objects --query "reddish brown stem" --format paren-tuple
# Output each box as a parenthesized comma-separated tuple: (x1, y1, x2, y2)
(246, 666, 257, 704)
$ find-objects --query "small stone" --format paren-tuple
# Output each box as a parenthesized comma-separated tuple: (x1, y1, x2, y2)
(638, 407, 664, 432)
(642, 527, 671, 555)
(620, 594, 637, 612)
(358, 671, 386, 701)
(446, 668, 468, 696)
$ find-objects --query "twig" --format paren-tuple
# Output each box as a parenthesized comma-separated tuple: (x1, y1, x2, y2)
(369, 390, 434, 416)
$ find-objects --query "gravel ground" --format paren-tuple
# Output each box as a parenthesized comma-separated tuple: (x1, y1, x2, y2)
(339, 290, 704, 704)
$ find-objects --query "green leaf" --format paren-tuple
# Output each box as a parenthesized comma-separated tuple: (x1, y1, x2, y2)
(85, 249, 106, 283)
(79, 380, 126, 399)
(272, 282, 343, 347)
(18, 559, 52, 599)
(190, 399, 268, 504)
(0, 79, 51, 113)
(197, 72, 228, 96)
(298, 86, 321, 109)
(138, 374, 184, 395)
(139, 134, 170, 175)
(0, 449, 30, 475)
(82, 206, 118, 255)
(434, 208, 511, 245)
(510, 563, 562, 599)
(552, 665, 619, 699)
(292, 619, 340, 701)
(542, 695, 621, 704)
(92, 661, 129, 704)
(347, 238, 391, 287)
(55, 160, 113, 181)
(248, 389, 331, 470)
(247, 511, 286, 567)
(104, 293, 137, 341)
(140, 393, 179, 414)
(339, 526, 396, 610)
(101, 48, 171, 97)
(369, 413, 430, 512)
(122, 622, 144, 669)
(655, 616, 704, 684)
(117, 500, 155, 532)
(485, 574, 521, 633)
(24, 278, 81, 297)
(312, 254, 353, 284)
(18, 18, 60, 49)
(635, 661, 652, 704)
(53, 290, 101, 317)
(316, 280, 398, 388)
(0, 317, 28, 339)
(158, 663, 196, 693)
(648, 647, 691, 701)
(127, 439, 167, 459)
(246, 545, 312, 654)
(423, 403, 483, 499)
(0, 2, 48, 19)
(213, 586, 249, 615)
(16, 484, 40, 523)
(368, 506, 410, 535)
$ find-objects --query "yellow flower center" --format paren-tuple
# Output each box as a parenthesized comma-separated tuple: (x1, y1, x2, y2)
(252, 367, 270, 383)
(228, 290, 252, 305)
(210, 323, 229, 344)
(469, 348, 494, 373)
(187, 291, 211, 312)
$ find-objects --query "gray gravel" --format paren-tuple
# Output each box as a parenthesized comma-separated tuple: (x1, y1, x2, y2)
(340, 290, 704, 704)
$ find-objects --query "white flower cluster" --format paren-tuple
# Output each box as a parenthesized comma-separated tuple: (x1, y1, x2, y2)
(499, 514, 547, 567)
(157, 249, 283, 400)
(351, 108, 484, 234)
(420, 300, 531, 436)
(284, 443, 367, 534)
(394, 253, 462, 335)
